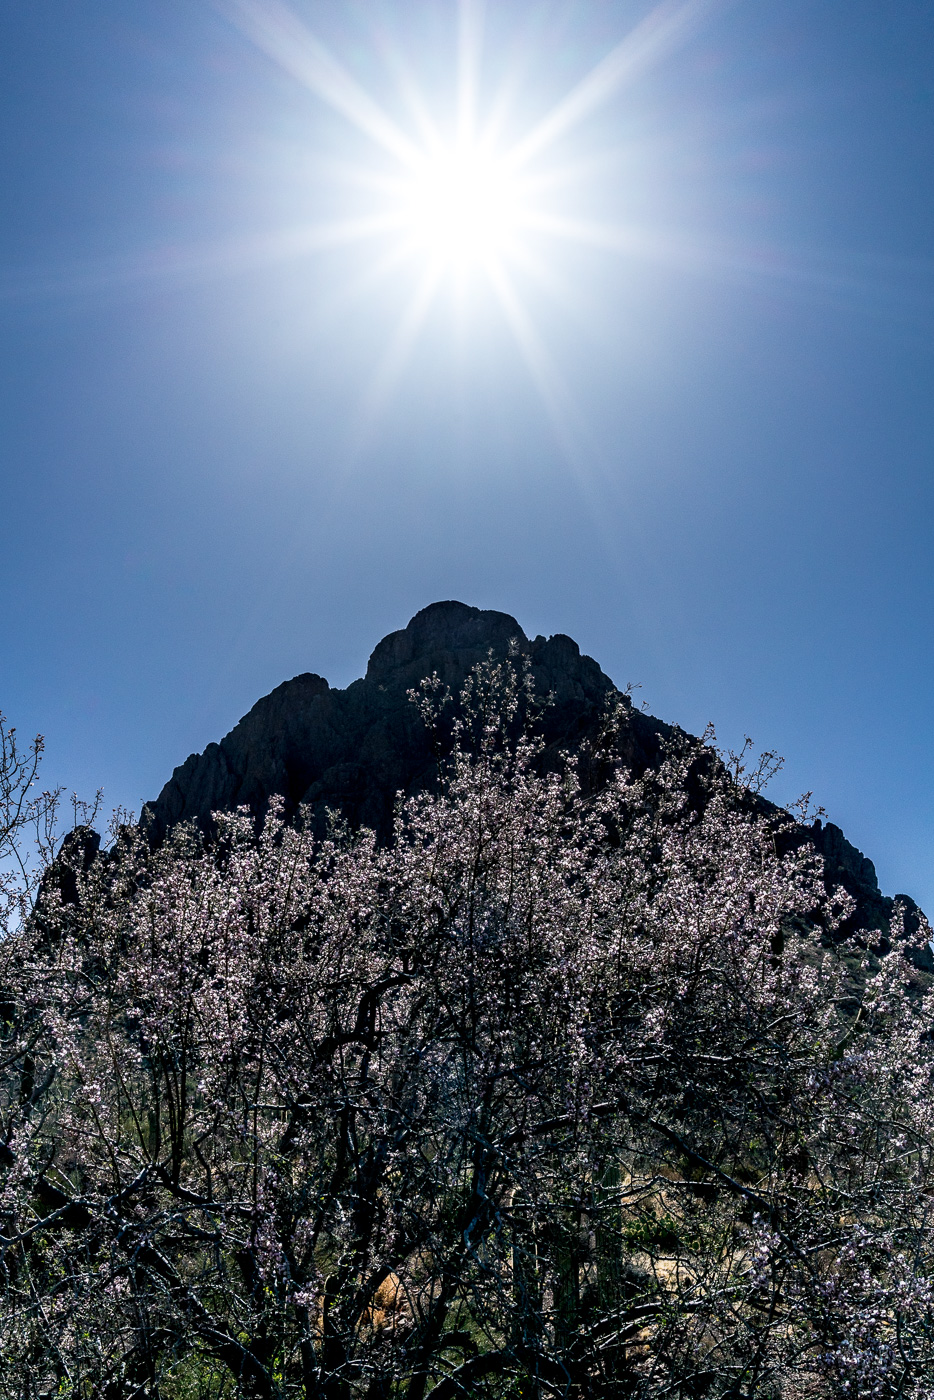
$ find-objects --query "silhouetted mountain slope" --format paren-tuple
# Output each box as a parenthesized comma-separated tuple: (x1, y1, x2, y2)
(144, 601, 667, 844)
(143, 600, 926, 955)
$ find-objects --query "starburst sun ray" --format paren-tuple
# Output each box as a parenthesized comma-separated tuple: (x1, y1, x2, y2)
(220, 0, 726, 459)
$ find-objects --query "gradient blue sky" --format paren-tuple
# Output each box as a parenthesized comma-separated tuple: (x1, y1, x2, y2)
(2, 0, 933, 910)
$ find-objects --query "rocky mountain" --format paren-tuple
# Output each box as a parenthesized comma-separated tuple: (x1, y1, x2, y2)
(143, 600, 925, 953)
(144, 601, 655, 845)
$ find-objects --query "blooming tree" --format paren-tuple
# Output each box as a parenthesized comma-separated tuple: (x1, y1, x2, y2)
(0, 662, 932, 1398)
(0, 713, 62, 939)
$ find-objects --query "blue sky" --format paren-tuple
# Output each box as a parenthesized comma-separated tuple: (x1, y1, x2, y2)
(1, 0, 933, 911)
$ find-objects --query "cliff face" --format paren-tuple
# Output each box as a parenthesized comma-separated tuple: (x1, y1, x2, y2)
(144, 601, 672, 844)
(143, 600, 925, 954)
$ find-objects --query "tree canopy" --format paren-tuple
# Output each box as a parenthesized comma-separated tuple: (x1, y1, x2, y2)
(1, 663, 932, 1399)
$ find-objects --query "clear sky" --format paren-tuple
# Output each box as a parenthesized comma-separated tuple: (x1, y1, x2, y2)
(2, 0, 932, 912)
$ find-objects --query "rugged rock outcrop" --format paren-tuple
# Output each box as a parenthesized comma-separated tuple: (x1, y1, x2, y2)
(143, 600, 926, 952)
(144, 601, 671, 845)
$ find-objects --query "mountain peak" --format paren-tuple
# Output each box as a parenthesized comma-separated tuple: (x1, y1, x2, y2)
(144, 602, 617, 847)
(142, 601, 926, 959)
(365, 601, 527, 683)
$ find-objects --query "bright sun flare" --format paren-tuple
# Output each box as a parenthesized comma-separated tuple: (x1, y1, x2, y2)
(226, 0, 710, 441)
(401, 147, 522, 267)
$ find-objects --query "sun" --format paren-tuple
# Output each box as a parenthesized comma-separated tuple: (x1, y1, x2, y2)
(399, 145, 523, 269)
(224, 0, 712, 439)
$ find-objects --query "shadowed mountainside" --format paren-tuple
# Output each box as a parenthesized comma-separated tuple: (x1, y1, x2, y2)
(143, 600, 924, 952)
(144, 601, 653, 845)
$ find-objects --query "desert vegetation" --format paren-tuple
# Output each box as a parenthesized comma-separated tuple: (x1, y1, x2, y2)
(0, 659, 932, 1398)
